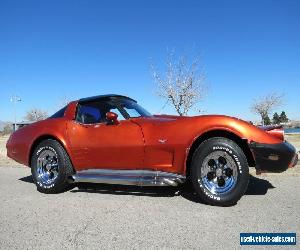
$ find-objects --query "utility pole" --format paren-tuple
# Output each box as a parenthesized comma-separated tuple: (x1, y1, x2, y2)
(10, 95, 22, 131)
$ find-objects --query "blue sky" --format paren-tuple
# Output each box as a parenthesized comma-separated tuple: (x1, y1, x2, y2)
(0, 0, 299, 122)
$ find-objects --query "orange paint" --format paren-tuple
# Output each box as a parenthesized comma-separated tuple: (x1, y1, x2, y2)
(6, 100, 285, 175)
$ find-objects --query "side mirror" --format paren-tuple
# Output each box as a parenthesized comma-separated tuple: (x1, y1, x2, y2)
(106, 112, 119, 125)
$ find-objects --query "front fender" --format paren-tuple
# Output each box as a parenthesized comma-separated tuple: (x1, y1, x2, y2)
(188, 115, 283, 145)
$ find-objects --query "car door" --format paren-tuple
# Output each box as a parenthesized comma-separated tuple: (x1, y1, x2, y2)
(67, 99, 144, 171)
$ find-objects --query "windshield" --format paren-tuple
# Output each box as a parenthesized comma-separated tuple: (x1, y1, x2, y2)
(49, 106, 67, 118)
(118, 99, 152, 118)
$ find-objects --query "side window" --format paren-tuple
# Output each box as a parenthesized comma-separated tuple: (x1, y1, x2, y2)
(109, 108, 126, 121)
(123, 107, 141, 118)
(76, 104, 101, 124)
(76, 100, 127, 124)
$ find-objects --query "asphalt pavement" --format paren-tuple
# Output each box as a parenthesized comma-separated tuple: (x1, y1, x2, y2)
(0, 166, 299, 250)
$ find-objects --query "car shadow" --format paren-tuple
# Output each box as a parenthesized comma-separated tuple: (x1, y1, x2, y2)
(19, 175, 34, 183)
(69, 175, 275, 201)
(72, 182, 179, 197)
(19, 174, 275, 203)
(244, 175, 275, 195)
(172, 175, 275, 204)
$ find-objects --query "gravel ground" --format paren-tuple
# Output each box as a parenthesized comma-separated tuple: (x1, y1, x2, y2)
(0, 166, 299, 250)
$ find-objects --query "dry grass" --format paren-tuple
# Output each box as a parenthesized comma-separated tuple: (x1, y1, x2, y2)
(0, 135, 23, 167)
(285, 134, 300, 152)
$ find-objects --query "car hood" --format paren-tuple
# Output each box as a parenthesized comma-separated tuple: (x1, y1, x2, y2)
(133, 114, 283, 144)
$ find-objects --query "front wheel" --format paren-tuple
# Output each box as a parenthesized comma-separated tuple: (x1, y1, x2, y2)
(191, 137, 249, 206)
(31, 139, 74, 193)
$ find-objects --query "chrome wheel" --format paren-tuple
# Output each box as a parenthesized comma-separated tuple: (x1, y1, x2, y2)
(36, 149, 59, 185)
(200, 151, 238, 195)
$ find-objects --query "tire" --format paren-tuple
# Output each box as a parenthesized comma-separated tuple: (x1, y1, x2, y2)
(31, 139, 74, 193)
(190, 137, 249, 206)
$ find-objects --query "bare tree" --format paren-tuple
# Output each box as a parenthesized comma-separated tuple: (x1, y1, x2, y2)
(3, 124, 13, 135)
(24, 108, 48, 122)
(56, 95, 72, 110)
(151, 51, 207, 116)
(251, 93, 283, 125)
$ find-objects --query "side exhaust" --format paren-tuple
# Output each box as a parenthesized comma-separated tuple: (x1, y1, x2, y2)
(70, 169, 186, 187)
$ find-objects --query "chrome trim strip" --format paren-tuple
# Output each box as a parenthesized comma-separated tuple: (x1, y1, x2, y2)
(71, 169, 186, 187)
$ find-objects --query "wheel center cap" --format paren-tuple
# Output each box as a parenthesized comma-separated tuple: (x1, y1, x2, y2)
(216, 168, 223, 177)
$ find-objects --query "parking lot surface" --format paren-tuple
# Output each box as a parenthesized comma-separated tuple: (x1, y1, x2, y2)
(0, 166, 299, 249)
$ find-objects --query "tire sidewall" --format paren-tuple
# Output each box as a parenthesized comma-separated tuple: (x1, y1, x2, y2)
(191, 138, 249, 205)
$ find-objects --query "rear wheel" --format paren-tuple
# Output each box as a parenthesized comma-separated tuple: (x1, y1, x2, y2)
(31, 139, 74, 193)
(191, 137, 249, 206)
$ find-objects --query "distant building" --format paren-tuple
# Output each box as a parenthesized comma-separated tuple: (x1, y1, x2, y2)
(13, 121, 33, 131)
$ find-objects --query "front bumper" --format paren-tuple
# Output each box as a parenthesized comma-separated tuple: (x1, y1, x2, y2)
(250, 141, 298, 173)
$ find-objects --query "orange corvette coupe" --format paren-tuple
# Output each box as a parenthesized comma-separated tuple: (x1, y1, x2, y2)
(7, 95, 298, 206)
